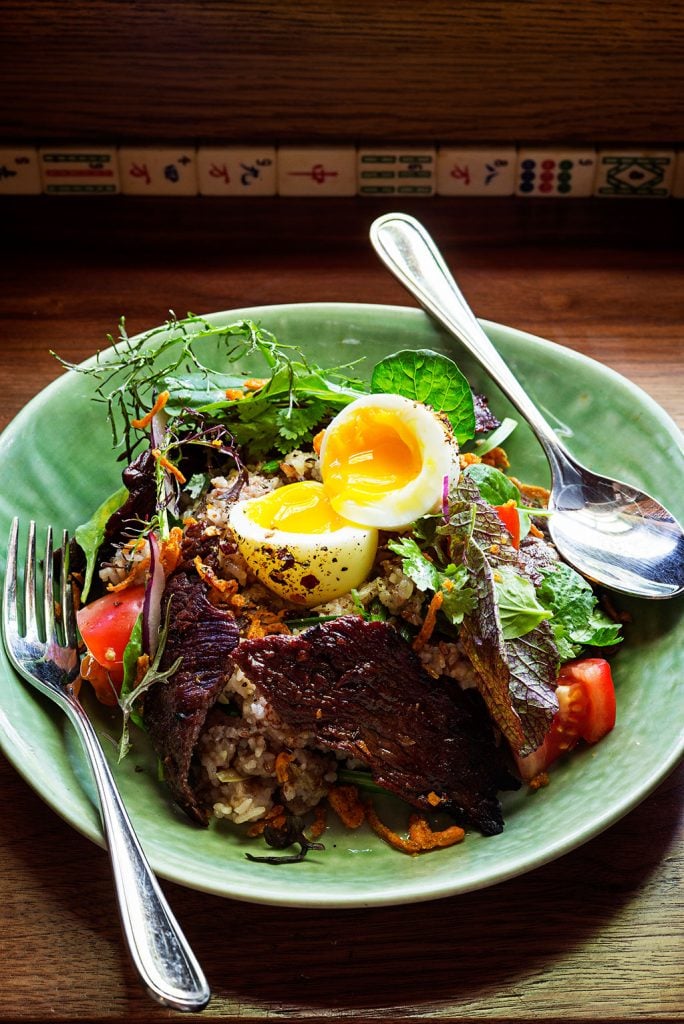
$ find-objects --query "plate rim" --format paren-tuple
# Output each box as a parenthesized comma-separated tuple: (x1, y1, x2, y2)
(1, 300, 682, 908)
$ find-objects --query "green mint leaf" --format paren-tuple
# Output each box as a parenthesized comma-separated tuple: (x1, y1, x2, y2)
(464, 463, 522, 506)
(74, 485, 129, 601)
(536, 562, 622, 657)
(494, 566, 552, 640)
(370, 348, 475, 443)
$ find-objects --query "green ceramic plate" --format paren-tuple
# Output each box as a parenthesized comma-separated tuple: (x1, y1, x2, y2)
(1, 303, 682, 908)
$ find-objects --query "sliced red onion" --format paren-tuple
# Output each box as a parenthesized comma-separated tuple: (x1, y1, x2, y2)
(442, 474, 451, 524)
(142, 532, 165, 658)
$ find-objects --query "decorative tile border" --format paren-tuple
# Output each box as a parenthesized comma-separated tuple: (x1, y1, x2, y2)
(0, 144, 682, 197)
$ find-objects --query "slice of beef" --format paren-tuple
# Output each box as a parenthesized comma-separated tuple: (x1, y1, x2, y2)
(233, 616, 517, 835)
(143, 570, 240, 824)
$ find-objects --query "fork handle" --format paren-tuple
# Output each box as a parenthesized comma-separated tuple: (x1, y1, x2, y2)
(65, 698, 210, 1012)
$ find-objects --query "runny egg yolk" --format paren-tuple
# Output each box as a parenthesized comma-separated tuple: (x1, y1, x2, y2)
(244, 479, 348, 534)
(321, 407, 424, 500)
(228, 481, 378, 607)
(319, 393, 457, 530)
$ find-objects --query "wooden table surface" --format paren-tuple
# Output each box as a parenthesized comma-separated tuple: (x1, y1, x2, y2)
(0, 199, 682, 1022)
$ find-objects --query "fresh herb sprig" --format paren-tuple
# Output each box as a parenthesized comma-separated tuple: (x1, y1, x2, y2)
(55, 314, 366, 460)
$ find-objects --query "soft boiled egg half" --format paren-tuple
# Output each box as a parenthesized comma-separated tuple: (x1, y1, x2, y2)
(228, 480, 378, 606)
(228, 393, 458, 606)
(319, 392, 457, 530)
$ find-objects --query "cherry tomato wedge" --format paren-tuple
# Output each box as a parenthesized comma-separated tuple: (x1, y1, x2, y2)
(76, 585, 146, 692)
(515, 657, 616, 781)
(494, 501, 520, 549)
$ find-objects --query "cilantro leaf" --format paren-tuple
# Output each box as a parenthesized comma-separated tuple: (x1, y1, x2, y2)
(387, 535, 475, 626)
(370, 349, 475, 443)
(275, 400, 327, 449)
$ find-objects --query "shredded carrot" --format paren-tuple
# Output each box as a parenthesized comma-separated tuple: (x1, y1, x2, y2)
(482, 446, 510, 470)
(364, 801, 418, 853)
(151, 449, 187, 484)
(193, 557, 240, 600)
(528, 772, 550, 791)
(509, 477, 551, 508)
(106, 538, 149, 592)
(327, 785, 366, 830)
(130, 390, 170, 429)
(407, 814, 465, 850)
(247, 804, 286, 837)
(245, 609, 291, 639)
(79, 653, 118, 707)
(225, 388, 245, 401)
(135, 653, 150, 684)
(529, 522, 544, 539)
(312, 429, 325, 455)
(309, 804, 328, 840)
(459, 451, 482, 468)
(412, 590, 444, 652)
(159, 526, 183, 575)
(275, 751, 294, 785)
(279, 462, 300, 481)
(364, 801, 465, 854)
(244, 377, 269, 391)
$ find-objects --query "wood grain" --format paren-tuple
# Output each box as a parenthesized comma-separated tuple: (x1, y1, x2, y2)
(0, 222, 682, 1021)
(1, 0, 683, 143)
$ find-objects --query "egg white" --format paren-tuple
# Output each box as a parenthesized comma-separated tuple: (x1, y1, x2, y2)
(228, 497, 378, 607)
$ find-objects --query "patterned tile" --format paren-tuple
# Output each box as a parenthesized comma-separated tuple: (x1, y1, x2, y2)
(436, 146, 516, 196)
(0, 147, 42, 194)
(593, 149, 676, 197)
(671, 150, 684, 198)
(118, 147, 198, 195)
(39, 146, 119, 194)
(358, 147, 436, 195)
(515, 148, 597, 197)
(277, 147, 356, 196)
(197, 147, 276, 195)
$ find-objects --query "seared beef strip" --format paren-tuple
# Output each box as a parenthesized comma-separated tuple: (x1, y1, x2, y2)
(233, 616, 517, 835)
(143, 570, 240, 824)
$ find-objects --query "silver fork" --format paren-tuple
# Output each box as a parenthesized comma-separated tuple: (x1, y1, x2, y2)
(2, 518, 210, 1012)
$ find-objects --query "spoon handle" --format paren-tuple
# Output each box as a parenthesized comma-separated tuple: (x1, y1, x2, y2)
(370, 213, 569, 469)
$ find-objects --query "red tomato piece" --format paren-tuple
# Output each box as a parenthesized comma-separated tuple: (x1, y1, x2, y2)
(515, 657, 616, 781)
(494, 501, 520, 549)
(76, 585, 146, 691)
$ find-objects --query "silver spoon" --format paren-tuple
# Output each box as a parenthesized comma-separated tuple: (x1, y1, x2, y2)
(370, 212, 684, 600)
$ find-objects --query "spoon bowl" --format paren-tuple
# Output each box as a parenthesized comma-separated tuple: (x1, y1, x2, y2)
(370, 212, 684, 600)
